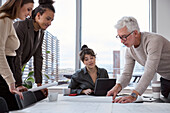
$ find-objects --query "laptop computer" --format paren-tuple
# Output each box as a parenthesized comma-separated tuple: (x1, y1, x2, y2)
(94, 78, 116, 96)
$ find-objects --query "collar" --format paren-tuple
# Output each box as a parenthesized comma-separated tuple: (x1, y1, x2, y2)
(83, 66, 101, 75)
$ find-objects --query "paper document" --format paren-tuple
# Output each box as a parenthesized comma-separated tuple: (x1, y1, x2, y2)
(28, 82, 58, 92)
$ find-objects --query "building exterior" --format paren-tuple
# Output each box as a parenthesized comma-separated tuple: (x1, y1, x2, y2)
(113, 51, 120, 77)
(23, 31, 59, 83)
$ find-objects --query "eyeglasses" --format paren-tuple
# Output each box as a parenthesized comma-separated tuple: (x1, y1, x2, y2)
(116, 31, 134, 41)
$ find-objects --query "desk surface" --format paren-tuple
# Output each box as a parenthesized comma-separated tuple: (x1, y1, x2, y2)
(11, 94, 170, 113)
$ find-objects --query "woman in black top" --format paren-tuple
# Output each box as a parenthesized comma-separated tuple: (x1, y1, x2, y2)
(69, 45, 109, 95)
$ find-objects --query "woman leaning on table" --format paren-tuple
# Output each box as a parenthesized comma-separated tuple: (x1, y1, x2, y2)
(68, 45, 109, 95)
(13, 0, 55, 96)
(0, 0, 34, 111)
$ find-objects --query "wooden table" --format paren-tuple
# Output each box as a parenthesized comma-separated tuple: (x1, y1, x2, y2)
(10, 94, 170, 113)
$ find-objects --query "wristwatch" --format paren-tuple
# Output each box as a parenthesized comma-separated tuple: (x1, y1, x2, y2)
(130, 92, 138, 99)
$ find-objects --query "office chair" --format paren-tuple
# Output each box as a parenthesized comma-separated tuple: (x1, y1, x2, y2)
(15, 91, 37, 109)
(0, 97, 9, 113)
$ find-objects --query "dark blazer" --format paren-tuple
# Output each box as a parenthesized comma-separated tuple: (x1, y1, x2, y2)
(68, 66, 109, 94)
(13, 19, 44, 86)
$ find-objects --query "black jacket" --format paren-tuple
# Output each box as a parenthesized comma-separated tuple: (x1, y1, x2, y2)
(68, 66, 109, 94)
(13, 19, 44, 86)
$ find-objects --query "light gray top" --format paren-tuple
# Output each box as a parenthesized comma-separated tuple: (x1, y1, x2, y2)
(117, 32, 170, 95)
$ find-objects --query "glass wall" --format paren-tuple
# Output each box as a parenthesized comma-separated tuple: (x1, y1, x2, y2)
(0, 0, 150, 83)
(1, 0, 6, 5)
(81, 0, 149, 79)
(34, 0, 76, 80)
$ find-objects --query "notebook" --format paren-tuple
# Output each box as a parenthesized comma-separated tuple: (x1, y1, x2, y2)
(94, 78, 116, 96)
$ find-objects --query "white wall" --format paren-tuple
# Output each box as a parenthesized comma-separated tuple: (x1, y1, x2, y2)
(156, 0, 170, 40)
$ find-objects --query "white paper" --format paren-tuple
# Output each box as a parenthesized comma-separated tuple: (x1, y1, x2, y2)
(28, 82, 58, 92)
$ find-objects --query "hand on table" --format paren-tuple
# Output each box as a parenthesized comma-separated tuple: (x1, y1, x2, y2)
(113, 96, 136, 103)
(82, 89, 93, 95)
(107, 84, 122, 101)
(9, 83, 24, 100)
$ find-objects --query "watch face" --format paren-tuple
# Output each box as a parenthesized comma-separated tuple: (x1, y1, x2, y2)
(131, 93, 137, 98)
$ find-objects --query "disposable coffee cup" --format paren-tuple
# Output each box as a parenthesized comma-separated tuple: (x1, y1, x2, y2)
(48, 92, 58, 102)
(152, 81, 161, 99)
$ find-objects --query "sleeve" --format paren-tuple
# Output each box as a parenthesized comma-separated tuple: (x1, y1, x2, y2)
(135, 37, 163, 95)
(117, 49, 135, 89)
(13, 21, 26, 86)
(33, 32, 44, 84)
(0, 18, 15, 85)
(68, 73, 82, 94)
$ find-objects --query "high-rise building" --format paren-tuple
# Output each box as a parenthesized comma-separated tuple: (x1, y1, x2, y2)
(23, 31, 59, 83)
(42, 31, 59, 83)
(113, 51, 120, 78)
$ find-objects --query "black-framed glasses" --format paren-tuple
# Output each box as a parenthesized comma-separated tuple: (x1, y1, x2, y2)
(116, 31, 134, 41)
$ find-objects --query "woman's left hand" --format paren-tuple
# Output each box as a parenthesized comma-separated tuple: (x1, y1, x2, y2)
(82, 89, 93, 95)
(113, 96, 136, 103)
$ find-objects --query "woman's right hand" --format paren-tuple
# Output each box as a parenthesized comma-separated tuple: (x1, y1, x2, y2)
(9, 83, 24, 100)
(82, 89, 93, 95)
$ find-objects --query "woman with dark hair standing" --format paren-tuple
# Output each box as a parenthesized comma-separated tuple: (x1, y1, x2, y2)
(0, 0, 34, 111)
(68, 45, 109, 95)
(13, 0, 55, 95)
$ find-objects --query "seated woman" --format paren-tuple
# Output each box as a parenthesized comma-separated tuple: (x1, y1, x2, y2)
(68, 45, 109, 95)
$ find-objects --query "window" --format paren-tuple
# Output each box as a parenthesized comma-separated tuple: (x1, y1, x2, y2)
(1, 0, 6, 5)
(0, 0, 150, 83)
(34, 0, 76, 81)
(81, 0, 149, 79)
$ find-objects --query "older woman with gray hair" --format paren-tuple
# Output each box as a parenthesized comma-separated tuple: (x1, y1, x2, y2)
(107, 16, 170, 103)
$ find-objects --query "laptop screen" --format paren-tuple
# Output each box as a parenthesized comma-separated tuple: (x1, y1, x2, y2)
(94, 78, 116, 96)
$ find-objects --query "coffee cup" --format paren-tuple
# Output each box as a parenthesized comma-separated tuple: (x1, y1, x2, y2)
(152, 81, 161, 99)
(48, 92, 58, 102)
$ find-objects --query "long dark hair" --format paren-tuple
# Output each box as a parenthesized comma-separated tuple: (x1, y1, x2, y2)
(31, 0, 55, 19)
(0, 0, 34, 19)
(79, 45, 96, 62)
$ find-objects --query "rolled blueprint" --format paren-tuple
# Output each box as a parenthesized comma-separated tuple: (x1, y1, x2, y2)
(28, 82, 58, 92)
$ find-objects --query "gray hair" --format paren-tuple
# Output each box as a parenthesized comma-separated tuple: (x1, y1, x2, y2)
(114, 16, 140, 33)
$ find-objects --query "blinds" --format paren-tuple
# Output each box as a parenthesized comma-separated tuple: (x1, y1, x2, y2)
(22, 31, 59, 83)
